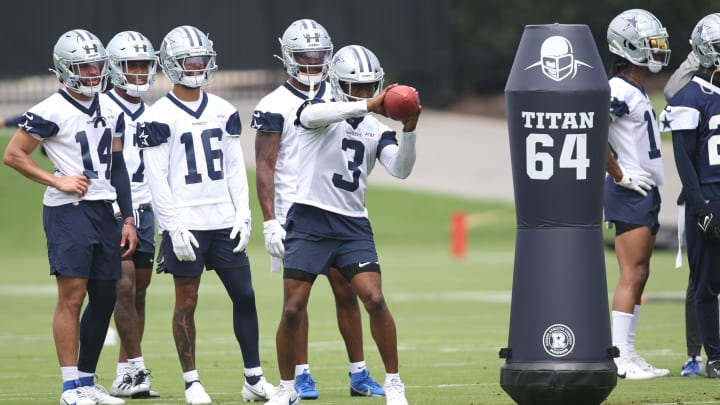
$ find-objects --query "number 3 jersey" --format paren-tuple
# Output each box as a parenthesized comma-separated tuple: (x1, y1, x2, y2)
(295, 99, 416, 218)
(137, 91, 244, 232)
(661, 73, 720, 184)
(608, 75, 665, 186)
(20, 89, 124, 206)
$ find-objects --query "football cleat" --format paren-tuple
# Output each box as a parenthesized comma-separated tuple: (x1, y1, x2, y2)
(383, 378, 408, 405)
(110, 373, 134, 397)
(241, 376, 275, 402)
(681, 355, 703, 377)
(130, 369, 152, 398)
(614, 356, 656, 380)
(294, 370, 319, 399)
(350, 369, 385, 397)
(60, 385, 95, 405)
(631, 355, 670, 377)
(706, 360, 720, 378)
(263, 384, 298, 405)
(84, 384, 125, 404)
(185, 381, 211, 405)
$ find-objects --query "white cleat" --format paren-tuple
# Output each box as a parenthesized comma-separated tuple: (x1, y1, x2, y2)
(185, 381, 212, 405)
(243, 376, 276, 402)
(614, 356, 657, 380)
(631, 355, 670, 377)
(262, 383, 298, 405)
(60, 386, 95, 405)
(383, 378, 409, 405)
(84, 384, 125, 404)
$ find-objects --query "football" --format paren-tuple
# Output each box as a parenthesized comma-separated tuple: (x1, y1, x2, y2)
(383, 85, 420, 121)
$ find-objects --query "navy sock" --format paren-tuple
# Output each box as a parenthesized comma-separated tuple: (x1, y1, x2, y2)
(78, 376, 94, 387)
(185, 380, 201, 390)
(245, 375, 261, 385)
(77, 280, 117, 372)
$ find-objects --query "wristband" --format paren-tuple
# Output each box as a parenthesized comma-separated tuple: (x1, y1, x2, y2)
(123, 221, 136, 227)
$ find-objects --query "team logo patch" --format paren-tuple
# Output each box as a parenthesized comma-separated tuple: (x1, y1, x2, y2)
(525, 36, 591, 82)
(542, 323, 575, 357)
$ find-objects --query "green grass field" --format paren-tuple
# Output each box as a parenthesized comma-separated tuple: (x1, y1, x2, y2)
(0, 127, 714, 405)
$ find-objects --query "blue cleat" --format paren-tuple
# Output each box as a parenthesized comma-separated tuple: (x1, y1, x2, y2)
(681, 355, 703, 377)
(350, 369, 385, 397)
(294, 370, 319, 400)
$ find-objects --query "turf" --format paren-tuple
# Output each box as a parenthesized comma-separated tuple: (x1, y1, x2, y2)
(0, 128, 714, 404)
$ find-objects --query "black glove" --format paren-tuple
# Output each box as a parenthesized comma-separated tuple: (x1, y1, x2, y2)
(696, 207, 720, 241)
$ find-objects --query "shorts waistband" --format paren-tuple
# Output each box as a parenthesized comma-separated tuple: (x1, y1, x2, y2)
(138, 203, 152, 211)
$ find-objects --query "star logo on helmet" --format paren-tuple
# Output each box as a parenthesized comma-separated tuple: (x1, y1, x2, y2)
(622, 16, 639, 31)
(696, 23, 709, 37)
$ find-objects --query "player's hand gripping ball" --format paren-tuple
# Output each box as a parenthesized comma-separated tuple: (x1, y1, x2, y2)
(383, 85, 420, 121)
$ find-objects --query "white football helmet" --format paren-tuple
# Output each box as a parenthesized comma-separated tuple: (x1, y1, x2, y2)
(277, 18, 333, 86)
(607, 9, 670, 73)
(329, 45, 384, 102)
(691, 13, 720, 69)
(51, 29, 108, 96)
(159, 25, 217, 88)
(106, 31, 158, 97)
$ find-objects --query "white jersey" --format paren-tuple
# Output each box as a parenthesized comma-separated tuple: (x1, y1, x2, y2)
(21, 89, 124, 206)
(296, 99, 416, 217)
(608, 75, 665, 186)
(103, 90, 152, 207)
(251, 81, 332, 221)
(139, 91, 246, 232)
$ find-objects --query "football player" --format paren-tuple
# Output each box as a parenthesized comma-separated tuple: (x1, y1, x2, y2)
(3, 29, 135, 405)
(661, 13, 720, 378)
(252, 18, 384, 400)
(103, 30, 159, 399)
(137, 25, 275, 404)
(604, 9, 671, 380)
(265, 45, 418, 405)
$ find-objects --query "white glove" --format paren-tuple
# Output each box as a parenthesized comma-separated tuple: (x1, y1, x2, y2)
(614, 165, 655, 197)
(230, 216, 251, 253)
(170, 228, 199, 261)
(263, 219, 286, 258)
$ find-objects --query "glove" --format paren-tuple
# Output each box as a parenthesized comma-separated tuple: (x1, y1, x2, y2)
(263, 219, 286, 258)
(696, 207, 720, 241)
(230, 215, 251, 253)
(170, 228, 199, 261)
(614, 166, 655, 197)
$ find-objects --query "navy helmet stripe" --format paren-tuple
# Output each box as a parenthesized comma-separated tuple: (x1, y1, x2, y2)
(74, 30, 90, 41)
(359, 47, 374, 72)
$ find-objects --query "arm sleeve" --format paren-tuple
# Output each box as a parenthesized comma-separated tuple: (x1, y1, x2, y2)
(224, 134, 251, 220)
(110, 150, 133, 218)
(378, 131, 417, 179)
(299, 100, 368, 129)
(672, 128, 705, 211)
(143, 143, 183, 232)
(664, 52, 699, 101)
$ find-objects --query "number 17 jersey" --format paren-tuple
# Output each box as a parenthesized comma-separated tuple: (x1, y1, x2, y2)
(608, 75, 665, 186)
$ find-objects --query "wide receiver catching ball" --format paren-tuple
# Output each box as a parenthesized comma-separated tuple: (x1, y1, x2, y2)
(383, 85, 420, 121)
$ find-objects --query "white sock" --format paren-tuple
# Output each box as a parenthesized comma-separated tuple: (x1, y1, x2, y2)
(183, 370, 200, 384)
(279, 380, 294, 391)
(245, 366, 264, 378)
(61, 366, 79, 383)
(350, 361, 367, 374)
(116, 362, 132, 379)
(612, 310, 633, 357)
(294, 364, 309, 377)
(627, 304, 641, 356)
(128, 356, 146, 372)
(384, 373, 400, 385)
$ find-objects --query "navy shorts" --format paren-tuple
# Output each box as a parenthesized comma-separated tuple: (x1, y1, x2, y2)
(604, 177, 661, 235)
(117, 207, 156, 255)
(43, 200, 121, 280)
(284, 232, 378, 276)
(157, 228, 249, 277)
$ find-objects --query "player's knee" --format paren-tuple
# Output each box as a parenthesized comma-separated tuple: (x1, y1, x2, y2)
(361, 290, 388, 315)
